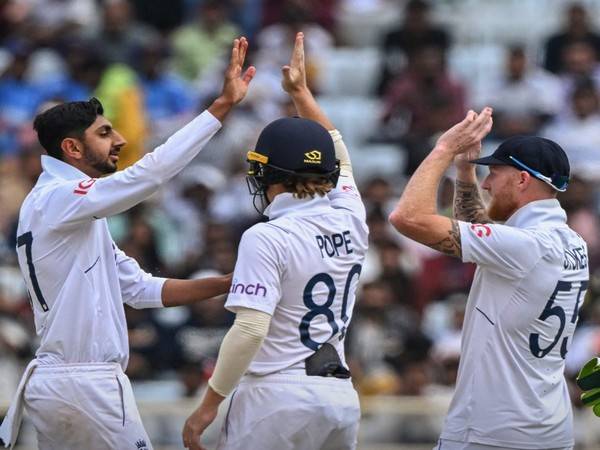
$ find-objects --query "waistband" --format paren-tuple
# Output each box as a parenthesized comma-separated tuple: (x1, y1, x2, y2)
(240, 371, 354, 387)
(32, 362, 122, 375)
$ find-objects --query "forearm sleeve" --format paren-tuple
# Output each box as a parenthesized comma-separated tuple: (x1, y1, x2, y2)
(208, 308, 271, 397)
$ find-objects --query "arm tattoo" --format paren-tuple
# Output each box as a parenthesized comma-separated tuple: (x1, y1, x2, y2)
(430, 219, 462, 258)
(454, 180, 492, 224)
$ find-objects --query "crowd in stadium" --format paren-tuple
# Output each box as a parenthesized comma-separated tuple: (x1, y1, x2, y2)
(3, 0, 600, 446)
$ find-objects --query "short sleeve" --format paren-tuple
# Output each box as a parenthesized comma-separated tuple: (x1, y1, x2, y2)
(458, 221, 545, 277)
(225, 224, 286, 315)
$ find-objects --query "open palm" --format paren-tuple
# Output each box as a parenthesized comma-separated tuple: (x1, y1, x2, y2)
(282, 32, 307, 93)
(221, 37, 256, 105)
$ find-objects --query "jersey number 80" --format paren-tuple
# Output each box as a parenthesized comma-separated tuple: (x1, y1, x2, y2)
(299, 264, 362, 351)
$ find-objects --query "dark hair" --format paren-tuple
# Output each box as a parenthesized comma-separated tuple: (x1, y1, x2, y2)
(33, 98, 104, 160)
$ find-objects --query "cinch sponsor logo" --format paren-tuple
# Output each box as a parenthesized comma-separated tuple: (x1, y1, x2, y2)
(304, 150, 322, 164)
(230, 281, 267, 297)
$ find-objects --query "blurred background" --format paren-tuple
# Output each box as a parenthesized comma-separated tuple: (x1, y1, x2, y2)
(2, 0, 600, 448)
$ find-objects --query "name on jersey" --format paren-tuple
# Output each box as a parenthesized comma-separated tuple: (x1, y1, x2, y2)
(230, 281, 267, 297)
(564, 246, 588, 270)
(316, 230, 353, 258)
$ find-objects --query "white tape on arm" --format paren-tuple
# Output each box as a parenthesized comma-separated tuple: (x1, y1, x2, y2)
(329, 129, 352, 176)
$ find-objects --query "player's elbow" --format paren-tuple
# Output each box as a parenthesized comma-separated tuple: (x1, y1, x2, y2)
(389, 210, 414, 232)
(388, 211, 425, 239)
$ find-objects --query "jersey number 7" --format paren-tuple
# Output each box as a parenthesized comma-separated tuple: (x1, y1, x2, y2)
(300, 264, 362, 351)
(17, 231, 49, 312)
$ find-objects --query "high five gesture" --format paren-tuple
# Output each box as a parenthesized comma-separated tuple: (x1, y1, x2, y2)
(209, 37, 256, 121)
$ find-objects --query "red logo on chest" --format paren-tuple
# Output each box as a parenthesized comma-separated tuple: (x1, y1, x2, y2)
(73, 178, 97, 195)
(470, 223, 492, 237)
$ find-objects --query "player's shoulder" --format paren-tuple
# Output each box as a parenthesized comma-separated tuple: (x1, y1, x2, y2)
(241, 221, 290, 247)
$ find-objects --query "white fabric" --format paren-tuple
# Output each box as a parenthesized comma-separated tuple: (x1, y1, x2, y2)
(23, 363, 152, 450)
(225, 132, 368, 375)
(0, 360, 38, 448)
(4, 111, 220, 447)
(15, 110, 220, 368)
(208, 308, 271, 397)
(433, 439, 572, 450)
(441, 199, 589, 448)
(216, 372, 360, 450)
(329, 129, 352, 175)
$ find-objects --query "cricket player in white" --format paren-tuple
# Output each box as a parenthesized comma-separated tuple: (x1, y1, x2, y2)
(0, 38, 256, 450)
(389, 110, 588, 450)
(182, 32, 368, 450)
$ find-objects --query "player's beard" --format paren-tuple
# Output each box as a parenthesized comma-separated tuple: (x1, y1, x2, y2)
(82, 142, 118, 175)
(487, 189, 519, 221)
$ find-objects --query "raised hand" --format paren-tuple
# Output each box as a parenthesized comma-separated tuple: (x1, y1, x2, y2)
(281, 32, 307, 94)
(436, 107, 493, 159)
(220, 37, 256, 106)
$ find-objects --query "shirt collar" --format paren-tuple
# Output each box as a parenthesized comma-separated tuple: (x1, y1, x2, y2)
(39, 155, 88, 183)
(504, 198, 567, 229)
(263, 192, 332, 220)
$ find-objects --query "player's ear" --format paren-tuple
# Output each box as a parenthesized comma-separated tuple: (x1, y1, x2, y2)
(518, 170, 532, 191)
(61, 137, 84, 160)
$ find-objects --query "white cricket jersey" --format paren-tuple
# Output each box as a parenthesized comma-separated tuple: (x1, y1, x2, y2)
(225, 140, 369, 375)
(442, 199, 589, 449)
(16, 111, 221, 369)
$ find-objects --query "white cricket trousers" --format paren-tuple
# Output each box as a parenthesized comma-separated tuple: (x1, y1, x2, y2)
(434, 439, 573, 450)
(216, 372, 360, 450)
(23, 363, 153, 450)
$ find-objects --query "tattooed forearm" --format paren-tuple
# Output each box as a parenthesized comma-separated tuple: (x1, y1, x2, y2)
(429, 220, 462, 258)
(454, 180, 492, 223)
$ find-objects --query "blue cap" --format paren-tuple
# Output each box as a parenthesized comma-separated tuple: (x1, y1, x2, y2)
(471, 135, 570, 192)
(248, 117, 336, 175)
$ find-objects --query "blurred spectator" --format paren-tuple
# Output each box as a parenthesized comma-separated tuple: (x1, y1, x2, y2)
(86, 0, 158, 66)
(170, 282, 233, 397)
(559, 40, 600, 104)
(481, 45, 562, 139)
(375, 238, 416, 309)
(119, 210, 166, 275)
(559, 176, 600, 267)
(170, 0, 239, 81)
(130, 0, 184, 33)
(25, 0, 99, 46)
(262, 0, 337, 30)
(160, 165, 227, 272)
(255, 0, 333, 92)
(125, 307, 165, 380)
(37, 40, 102, 103)
(0, 41, 43, 155)
(349, 281, 413, 395)
(133, 38, 197, 144)
(544, 3, 600, 74)
(541, 78, 600, 180)
(95, 63, 146, 168)
(377, 0, 450, 95)
(380, 43, 466, 174)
